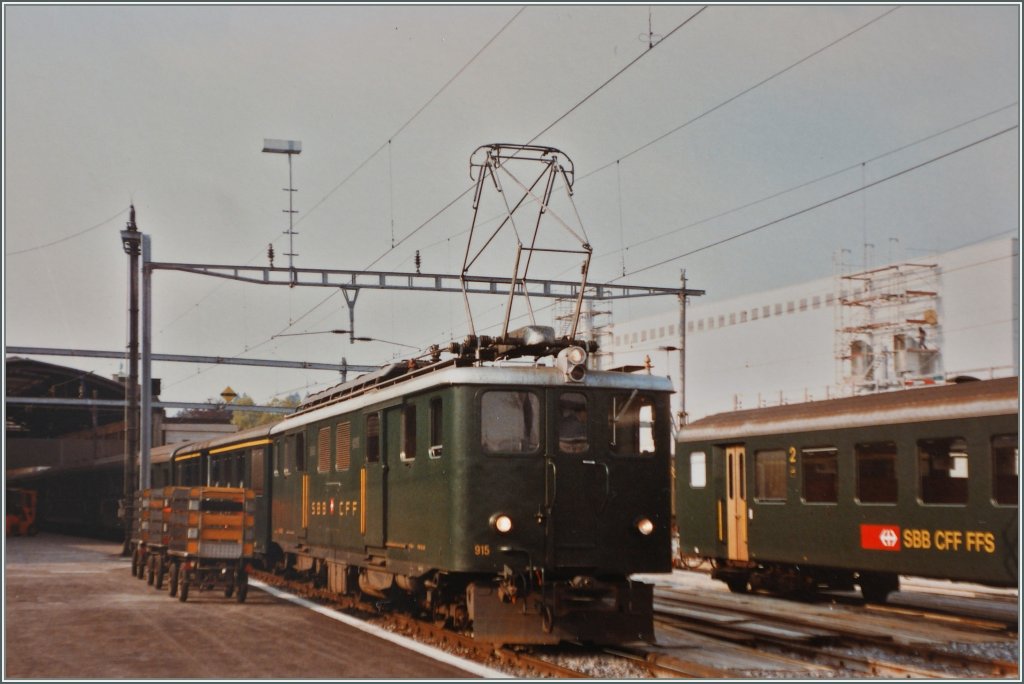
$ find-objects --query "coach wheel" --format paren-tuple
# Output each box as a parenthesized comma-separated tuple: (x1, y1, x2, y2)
(859, 573, 897, 604)
(168, 562, 179, 597)
(726, 577, 750, 594)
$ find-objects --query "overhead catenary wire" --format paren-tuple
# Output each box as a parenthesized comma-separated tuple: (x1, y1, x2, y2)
(618, 125, 1019, 279)
(6, 206, 129, 256)
(597, 101, 1018, 260)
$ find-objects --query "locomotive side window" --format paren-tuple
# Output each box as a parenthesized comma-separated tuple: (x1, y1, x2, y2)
(609, 392, 656, 456)
(481, 391, 540, 454)
(689, 451, 707, 488)
(335, 422, 351, 471)
(317, 426, 331, 473)
(855, 442, 898, 504)
(558, 392, 589, 454)
(402, 404, 417, 461)
(991, 434, 1018, 506)
(366, 413, 381, 463)
(753, 449, 786, 501)
(918, 437, 968, 505)
(801, 447, 838, 503)
(429, 398, 443, 458)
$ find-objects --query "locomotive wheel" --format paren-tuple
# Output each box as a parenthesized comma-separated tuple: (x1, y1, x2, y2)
(168, 562, 179, 597)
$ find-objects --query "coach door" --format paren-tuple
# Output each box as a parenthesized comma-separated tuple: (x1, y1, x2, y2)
(724, 445, 749, 561)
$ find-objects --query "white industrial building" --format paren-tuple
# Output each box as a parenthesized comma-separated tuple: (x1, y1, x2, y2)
(597, 236, 1019, 423)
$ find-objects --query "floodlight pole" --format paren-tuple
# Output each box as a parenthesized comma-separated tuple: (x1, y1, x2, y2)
(262, 139, 302, 282)
(119, 206, 140, 554)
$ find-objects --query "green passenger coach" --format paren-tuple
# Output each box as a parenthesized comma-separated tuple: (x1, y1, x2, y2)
(676, 377, 1018, 602)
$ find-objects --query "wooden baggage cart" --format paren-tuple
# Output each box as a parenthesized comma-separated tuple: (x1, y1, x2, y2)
(165, 487, 255, 602)
(130, 489, 170, 587)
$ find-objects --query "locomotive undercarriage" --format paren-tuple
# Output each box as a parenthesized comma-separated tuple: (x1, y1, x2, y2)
(268, 548, 654, 645)
(712, 559, 899, 603)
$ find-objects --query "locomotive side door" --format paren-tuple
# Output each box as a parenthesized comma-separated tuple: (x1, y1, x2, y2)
(724, 445, 749, 561)
(361, 408, 393, 549)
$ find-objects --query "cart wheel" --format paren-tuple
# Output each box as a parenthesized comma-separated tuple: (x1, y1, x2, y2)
(146, 555, 156, 586)
(130, 550, 139, 577)
(135, 550, 146, 579)
(224, 583, 235, 599)
(168, 562, 179, 598)
(154, 555, 165, 590)
(178, 574, 189, 602)
(236, 570, 248, 604)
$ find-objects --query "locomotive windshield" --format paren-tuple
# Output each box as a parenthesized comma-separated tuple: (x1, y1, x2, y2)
(609, 392, 657, 456)
(481, 391, 540, 454)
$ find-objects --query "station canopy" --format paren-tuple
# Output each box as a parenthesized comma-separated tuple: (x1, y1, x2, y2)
(5, 357, 127, 438)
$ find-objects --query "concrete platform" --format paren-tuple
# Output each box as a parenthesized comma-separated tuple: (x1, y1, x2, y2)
(3, 534, 485, 679)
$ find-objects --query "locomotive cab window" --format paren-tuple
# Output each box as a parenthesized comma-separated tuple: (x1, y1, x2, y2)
(802, 447, 838, 503)
(558, 392, 589, 454)
(428, 397, 443, 458)
(401, 404, 417, 461)
(366, 413, 381, 463)
(856, 442, 898, 504)
(609, 392, 656, 456)
(754, 449, 786, 502)
(918, 437, 968, 505)
(481, 391, 540, 454)
(991, 434, 1018, 506)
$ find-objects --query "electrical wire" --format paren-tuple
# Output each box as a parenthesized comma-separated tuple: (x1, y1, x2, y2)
(596, 101, 1018, 259)
(619, 125, 1019, 279)
(6, 207, 129, 256)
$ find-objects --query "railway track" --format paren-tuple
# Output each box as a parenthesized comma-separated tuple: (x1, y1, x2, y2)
(249, 567, 1017, 678)
(651, 585, 1019, 678)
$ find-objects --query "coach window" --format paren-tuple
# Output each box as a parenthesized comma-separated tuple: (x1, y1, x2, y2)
(992, 434, 1018, 506)
(609, 393, 656, 456)
(250, 447, 265, 494)
(689, 451, 707, 488)
(366, 413, 381, 463)
(558, 392, 589, 454)
(856, 442, 898, 504)
(335, 422, 352, 471)
(401, 404, 417, 461)
(802, 447, 838, 503)
(481, 391, 540, 454)
(317, 426, 331, 473)
(754, 449, 786, 502)
(918, 437, 968, 505)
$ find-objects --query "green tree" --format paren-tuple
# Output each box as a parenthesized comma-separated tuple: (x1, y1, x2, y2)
(231, 393, 300, 430)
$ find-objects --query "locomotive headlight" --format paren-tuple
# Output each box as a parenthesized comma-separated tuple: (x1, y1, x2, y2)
(491, 513, 514, 534)
(635, 517, 655, 536)
(556, 346, 588, 383)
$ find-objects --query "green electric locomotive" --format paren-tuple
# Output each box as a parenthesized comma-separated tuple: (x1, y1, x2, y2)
(163, 328, 674, 644)
(676, 376, 1018, 602)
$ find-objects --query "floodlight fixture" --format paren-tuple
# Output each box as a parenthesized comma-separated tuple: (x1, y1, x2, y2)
(262, 139, 302, 155)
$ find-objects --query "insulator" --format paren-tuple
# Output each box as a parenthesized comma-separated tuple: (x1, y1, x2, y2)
(267, 243, 275, 267)
(414, 250, 422, 274)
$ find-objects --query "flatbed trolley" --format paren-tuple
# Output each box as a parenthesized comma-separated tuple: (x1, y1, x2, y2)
(130, 488, 171, 589)
(165, 486, 256, 603)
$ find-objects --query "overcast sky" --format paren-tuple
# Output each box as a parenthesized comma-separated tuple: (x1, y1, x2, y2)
(4, 3, 1020, 407)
